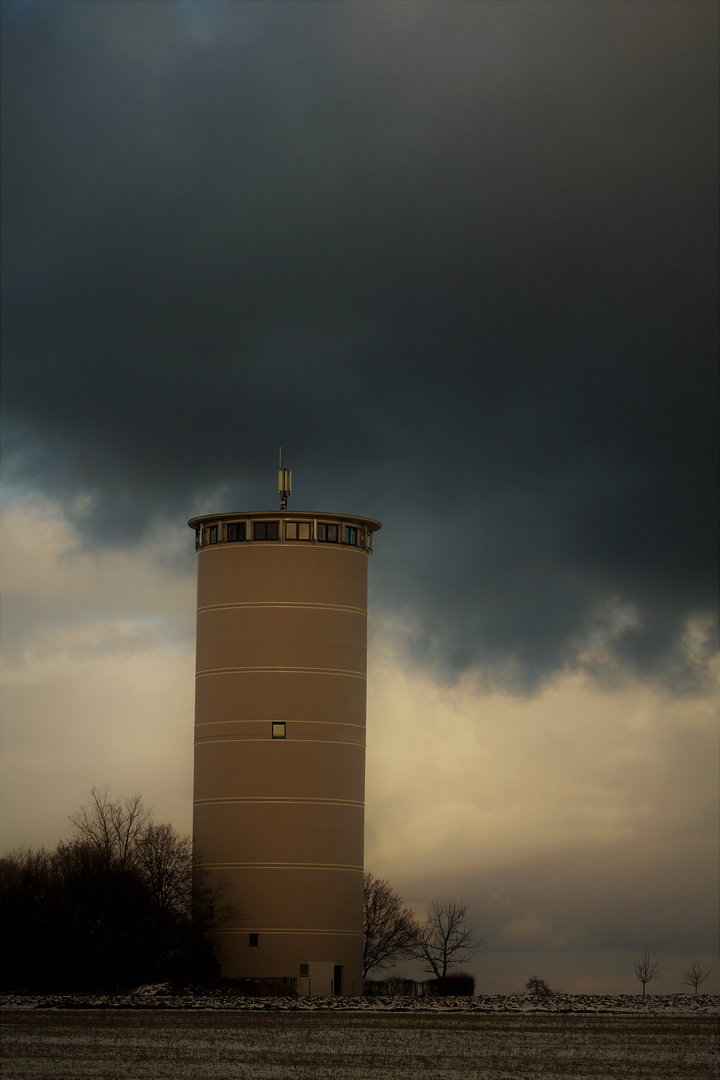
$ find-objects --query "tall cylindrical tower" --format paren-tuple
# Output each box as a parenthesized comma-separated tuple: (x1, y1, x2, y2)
(187, 504, 381, 996)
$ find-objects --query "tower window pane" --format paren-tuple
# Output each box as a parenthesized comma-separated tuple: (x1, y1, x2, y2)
(286, 521, 311, 541)
(227, 522, 246, 542)
(317, 523, 338, 542)
(249, 933, 259, 947)
(254, 521, 279, 540)
(272, 722, 286, 739)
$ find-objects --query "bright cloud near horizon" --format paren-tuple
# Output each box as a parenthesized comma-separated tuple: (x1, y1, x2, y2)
(1, 0, 718, 995)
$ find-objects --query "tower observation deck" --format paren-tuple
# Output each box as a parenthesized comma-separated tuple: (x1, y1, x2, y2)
(188, 506, 381, 995)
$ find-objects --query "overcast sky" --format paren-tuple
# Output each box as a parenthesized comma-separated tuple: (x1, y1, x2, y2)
(1, 0, 718, 993)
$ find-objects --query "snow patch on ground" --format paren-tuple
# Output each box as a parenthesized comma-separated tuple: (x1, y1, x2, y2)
(2, 990, 717, 1014)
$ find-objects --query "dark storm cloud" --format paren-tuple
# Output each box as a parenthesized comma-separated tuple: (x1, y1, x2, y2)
(2, 1, 717, 690)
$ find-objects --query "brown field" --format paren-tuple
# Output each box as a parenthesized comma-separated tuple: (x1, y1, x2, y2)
(2, 1010, 718, 1080)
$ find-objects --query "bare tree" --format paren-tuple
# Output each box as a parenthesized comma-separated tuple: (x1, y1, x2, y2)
(634, 950, 661, 996)
(682, 961, 712, 994)
(363, 873, 418, 977)
(411, 898, 480, 980)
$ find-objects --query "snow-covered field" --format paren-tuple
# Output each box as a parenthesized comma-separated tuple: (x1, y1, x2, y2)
(2, 996, 718, 1080)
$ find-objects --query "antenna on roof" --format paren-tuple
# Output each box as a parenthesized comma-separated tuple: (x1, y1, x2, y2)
(278, 447, 292, 510)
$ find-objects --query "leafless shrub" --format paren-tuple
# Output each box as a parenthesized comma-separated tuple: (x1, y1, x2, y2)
(525, 975, 553, 996)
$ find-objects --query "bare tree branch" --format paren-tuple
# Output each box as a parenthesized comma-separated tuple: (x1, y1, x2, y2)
(69, 786, 152, 872)
(134, 823, 193, 917)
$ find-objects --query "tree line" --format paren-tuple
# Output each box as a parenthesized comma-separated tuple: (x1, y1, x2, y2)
(0, 788, 232, 992)
(2, 794, 711, 996)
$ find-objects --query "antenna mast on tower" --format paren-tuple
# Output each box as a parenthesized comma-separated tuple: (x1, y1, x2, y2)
(278, 448, 292, 510)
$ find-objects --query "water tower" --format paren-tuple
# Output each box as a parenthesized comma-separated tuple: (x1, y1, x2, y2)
(188, 468, 380, 995)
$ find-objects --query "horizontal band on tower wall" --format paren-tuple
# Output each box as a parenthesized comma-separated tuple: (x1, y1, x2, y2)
(194, 736, 365, 749)
(196, 601, 367, 616)
(202, 862, 364, 872)
(196, 666, 367, 680)
(199, 540, 369, 553)
(223, 928, 364, 938)
(194, 796, 364, 808)
(194, 719, 365, 731)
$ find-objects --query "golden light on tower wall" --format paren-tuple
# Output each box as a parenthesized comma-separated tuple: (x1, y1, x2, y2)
(188, 496, 381, 996)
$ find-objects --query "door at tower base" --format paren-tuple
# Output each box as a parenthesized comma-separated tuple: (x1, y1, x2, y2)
(297, 962, 342, 997)
(189, 510, 381, 997)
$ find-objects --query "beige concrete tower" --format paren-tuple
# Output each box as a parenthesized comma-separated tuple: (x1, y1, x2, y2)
(188, 490, 380, 996)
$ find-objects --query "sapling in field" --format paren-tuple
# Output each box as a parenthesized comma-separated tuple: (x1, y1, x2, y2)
(682, 961, 712, 994)
(634, 950, 662, 996)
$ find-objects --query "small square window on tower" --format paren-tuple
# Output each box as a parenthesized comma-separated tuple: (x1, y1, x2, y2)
(299, 964, 309, 977)
(272, 722, 286, 739)
(249, 933, 259, 947)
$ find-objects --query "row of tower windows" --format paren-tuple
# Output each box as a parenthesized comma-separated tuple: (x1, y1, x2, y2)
(196, 520, 371, 550)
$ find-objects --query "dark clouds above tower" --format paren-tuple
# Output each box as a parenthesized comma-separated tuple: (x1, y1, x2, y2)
(2, 0, 717, 691)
